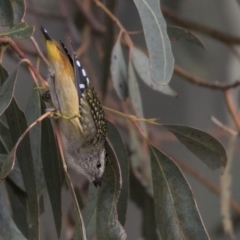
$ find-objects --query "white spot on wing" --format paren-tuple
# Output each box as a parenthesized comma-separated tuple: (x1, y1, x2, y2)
(76, 60, 81, 67)
(86, 78, 90, 84)
(82, 69, 86, 77)
(79, 84, 85, 89)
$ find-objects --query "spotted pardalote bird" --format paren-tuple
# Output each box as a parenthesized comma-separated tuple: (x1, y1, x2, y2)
(41, 27, 107, 187)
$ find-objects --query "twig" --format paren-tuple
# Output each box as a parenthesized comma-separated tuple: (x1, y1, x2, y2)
(224, 90, 240, 132)
(174, 65, 240, 90)
(161, 5, 240, 45)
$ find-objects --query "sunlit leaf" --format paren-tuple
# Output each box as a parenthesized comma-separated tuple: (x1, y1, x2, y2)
(132, 46, 178, 97)
(0, 21, 34, 38)
(10, 0, 25, 24)
(167, 25, 204, 49)
(128, 61, 147, 134)
(133, 0, 174, 84)
(96, 141, 126, 240)
(110, 40, 128, 100)
(150, 145, 209, 240)
(4, 99, 39, 239)
(107, 121, 129, 225)
(0, 0, 13, 26)
(163, 125, 227, 170)
(0, 191, 27, 240)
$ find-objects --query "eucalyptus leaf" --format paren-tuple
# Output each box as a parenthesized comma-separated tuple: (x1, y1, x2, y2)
(167, 25, 204, 49)
(163, 125, 227, 170)
(0, 119, 13, 153)
(110, 40, 128, 100)
(10, 0, 25, 24)
(0, 191, 27, 240)
(132, 46, 178, 97)
(133, 0, 174, 84)
(96, 141, 126, 240)
(0, 21, 34, 38)
(107, 121, 129, 226)
(150, 145, 209, 240)
(0, 0, 13, 26)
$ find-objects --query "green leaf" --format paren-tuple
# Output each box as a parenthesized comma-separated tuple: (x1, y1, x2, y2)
(0, 21, 34, 38)
(167, 25, 204, 49)
(0, 65, 19, 116)
(4, 99, 39, 239)
(128, 61, 147, 134)
(10, 0, 25, 24)
(107, 121, 129, 226)
(0, 64, 8, 85)
(0, 191, 27, 240)
(110, 40, 128, 100)
(132, 46, 178, 97)
(163, 125, 227, 170)
(41, 106, 63, 239)
(25, 89, 45, 195)
(149, 145, 209, 240)
(96, 141, 126, 240)
(133, 0, 174, 85)
(0, 0, 13, 26)
(0, 118, 13, 153)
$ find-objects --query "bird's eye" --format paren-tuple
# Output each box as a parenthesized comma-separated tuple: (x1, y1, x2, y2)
(97, 161, 101, 169)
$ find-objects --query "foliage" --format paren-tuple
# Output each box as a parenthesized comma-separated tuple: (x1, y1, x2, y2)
(0, 0, 238, 239)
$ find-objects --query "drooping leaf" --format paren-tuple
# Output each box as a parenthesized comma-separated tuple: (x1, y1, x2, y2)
(26, 89, 45, 195)
(149, 145, 209, 240)
(167, 25, 204, 49)
(0, 65, 19, 116)
(133, 0, 174, 84)
(128, 61, 147, 134)
(0, 190, 27, 240)
(0, 64, 8, 85)
(41, 105, 63, 239)
(96, 141, 126, 240)
(0, 118, 13, 153)
(163, 125, 227, 170)
(0, 0, 13, 26)
(10, 0, 26, 24)
(4, 99, 39, 239)
(132, 46, 178, 97)
(0, 21, 34, 38)
(107, 121, 129, 225)
(110, 40, 128, 100)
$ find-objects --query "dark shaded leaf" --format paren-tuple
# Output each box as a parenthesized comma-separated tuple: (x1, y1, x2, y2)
(4, 99, 39, 239)
(0, 0, 13, 26)
(5, 178, 28, 238)
(10, 0, 25, 24)
(128, 61, 147, 134)
(110, 40, 128, 100)
(133, 0, 174, 84)
(163, 125, 227, 170)
(149, 145, 209, 240)
(0, 190, 27, 240)
(167, 25, 204, 49)
(96, 141, 126, 240)
(0, 118, 13, 153)
(107, 121, 129, 226)
(0, 64, 8, 85)
(0, 21, 34, 38)
(26, 89, 45, 194)
(132, 47, 178, 97)
(41, 105, 63, 239)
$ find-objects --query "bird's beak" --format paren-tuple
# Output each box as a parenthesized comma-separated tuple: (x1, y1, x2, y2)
(40, 26, 52, 41)
(93, 177, 101, 187)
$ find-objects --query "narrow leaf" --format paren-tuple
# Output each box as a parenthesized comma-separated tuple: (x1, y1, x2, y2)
(107, 121, 129, 225)
(0, 64, 8, 85)
(0, 0, 13, 26)
(133, 0, 174, 84)
(4, 99, 39, 239)
(10, 0, 25, 24)
(0, 118, 13, 153)
(0, 191, 27, 240)
(132, 46, 178, 97)
(128, 61, 147, 134)
(0, 21, 34, 38)
(163, 125, 227, 170)
(167, 25, 204, 49)
(150, 145, 209, 240)
(96, 141, 126, 240)
(110, 40, 128, 100)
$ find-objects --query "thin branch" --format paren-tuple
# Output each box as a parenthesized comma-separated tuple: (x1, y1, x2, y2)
(174, 65, 240, 90)
(161, 5, 240, 45)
